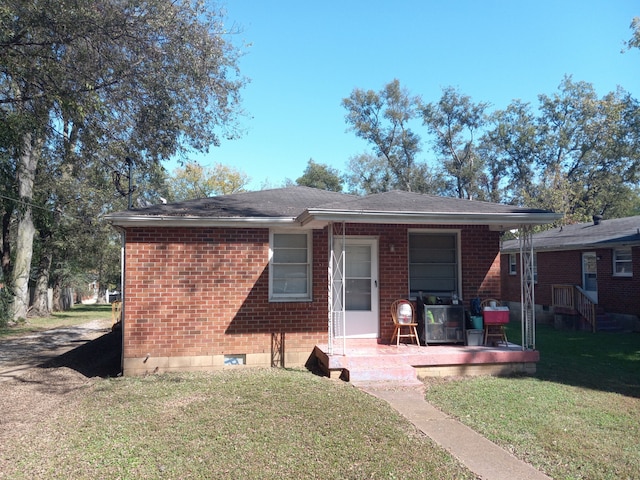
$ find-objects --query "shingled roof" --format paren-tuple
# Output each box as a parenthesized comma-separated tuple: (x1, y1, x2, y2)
(501, 215, 640, 253)
(106, 186, 560, 229)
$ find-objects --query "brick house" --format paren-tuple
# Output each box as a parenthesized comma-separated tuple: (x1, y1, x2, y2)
(501, 215, 640, 331)
(106, 186, 559, 375)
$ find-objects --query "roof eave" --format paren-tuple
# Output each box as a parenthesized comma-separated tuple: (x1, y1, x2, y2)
(297, 209, 562, 230)
(105, 210, 562, 231)
(502, 238, 640, 254)
(105, 214, 297, 228)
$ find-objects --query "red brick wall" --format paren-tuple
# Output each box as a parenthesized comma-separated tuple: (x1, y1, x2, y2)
(501, 250, 582, 307)
(122, 223, 501, 362)
(123, 227, 329, 360)
(592, 247, 640, 315)
(501, 247, 640, 316)
(460, 226, 502, 301)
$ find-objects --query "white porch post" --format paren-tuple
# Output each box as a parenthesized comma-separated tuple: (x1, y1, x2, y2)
(328, 222, 346, 355)
(519, 225, 536, 350)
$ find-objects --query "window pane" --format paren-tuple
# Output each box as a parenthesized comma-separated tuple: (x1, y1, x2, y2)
(615, 249, 632, 261)
(345, 279, 371, 310)
(614, 249, 632, 275)
(272, 265, 308, 294)
(409, 233, 457, 296)
(409, 235, 454, 249)
(584, 273, 597, 291)
(616, 263, 632, 274)
(346, 246, 371, 277)
(410, 248, 455, 263)
(271, 232, 310, 299)
(273, 233, 307, 248)
(273, 248, 307, 263)
(583, 255, 597, 274)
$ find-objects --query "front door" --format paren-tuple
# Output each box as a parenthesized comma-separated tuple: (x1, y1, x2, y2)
(342, 238, 379, 338)
(582, 252, 598, 303)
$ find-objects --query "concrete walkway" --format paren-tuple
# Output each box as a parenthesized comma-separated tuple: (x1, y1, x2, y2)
(360, 384, 552, 480)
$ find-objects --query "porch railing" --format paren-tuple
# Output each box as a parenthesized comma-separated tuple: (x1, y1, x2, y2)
(551, 284, 574, 310)
(551, 284, 597, 332)
(575, 286, 597, 333)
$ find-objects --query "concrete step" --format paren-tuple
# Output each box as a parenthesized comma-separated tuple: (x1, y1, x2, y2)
(344, 364, 419, 384)
(596, 314, 623, 332)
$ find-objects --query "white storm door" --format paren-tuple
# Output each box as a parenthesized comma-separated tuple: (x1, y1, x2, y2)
(343, 238, 379, 338)
(582, 252, 598, 303)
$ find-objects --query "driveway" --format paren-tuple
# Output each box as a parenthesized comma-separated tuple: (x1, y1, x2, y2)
(0, 319, 114, 370)
(0, 319, 122, 476)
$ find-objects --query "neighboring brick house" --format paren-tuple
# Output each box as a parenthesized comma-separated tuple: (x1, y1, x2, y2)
(106, 186, 559, 375)
(501, 215, 640, 330)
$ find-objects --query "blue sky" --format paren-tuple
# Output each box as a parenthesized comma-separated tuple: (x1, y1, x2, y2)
(175, 0, 640, 190)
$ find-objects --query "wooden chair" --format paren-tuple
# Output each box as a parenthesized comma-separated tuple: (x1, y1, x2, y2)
(481, 298, 508, 347)
(390, 299, 420, 346)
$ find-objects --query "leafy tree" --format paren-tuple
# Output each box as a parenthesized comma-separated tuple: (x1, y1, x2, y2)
(0, 0, 245, 320)
(168, 161, 249, 201)
(295, 159, 343, 192)
(342, 79, 425, 192)
(479, 100, 540, 204)
(343, 154, 395, 195)
(624, 17, 640, 51)
(481, 77, 640, 221)
(420, 87, 490, 200)
(30, 154, 127, 312)
(535, 77, 639, 219)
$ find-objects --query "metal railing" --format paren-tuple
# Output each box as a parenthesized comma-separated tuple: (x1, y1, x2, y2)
(551, 284, 596, 332)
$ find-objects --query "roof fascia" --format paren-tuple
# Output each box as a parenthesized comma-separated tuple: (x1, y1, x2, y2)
(106, 209, 562, 231)
(502, 239, 640, 254)
(105, 215, 298, 228)
(297, 209, 562, 230)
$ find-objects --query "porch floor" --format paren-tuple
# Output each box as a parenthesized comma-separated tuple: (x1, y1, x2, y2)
(312, 340, 540, 384)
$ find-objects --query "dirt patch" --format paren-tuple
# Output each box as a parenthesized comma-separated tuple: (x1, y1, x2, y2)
(0, 321, 122, 476)
(0, 320, 113, 366)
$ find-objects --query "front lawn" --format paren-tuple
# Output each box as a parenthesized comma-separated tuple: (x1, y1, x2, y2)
(3, 306, 639, 479)
(3, 368, 475, 480)
(425, 324, 640, 480)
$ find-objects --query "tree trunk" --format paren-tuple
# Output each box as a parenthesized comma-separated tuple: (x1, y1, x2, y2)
(11, 131, 41, 321)
(31, 248, 52, 316)
(52, 276, 63, 312)
(1, 209, 12, 282)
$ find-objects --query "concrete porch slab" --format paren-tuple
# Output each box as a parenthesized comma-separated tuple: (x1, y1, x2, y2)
(312, 340, 539, 383)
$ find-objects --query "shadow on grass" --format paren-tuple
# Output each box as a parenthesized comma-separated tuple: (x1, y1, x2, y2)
(508, 323, 640, 397)
(40, 327, 122, 378)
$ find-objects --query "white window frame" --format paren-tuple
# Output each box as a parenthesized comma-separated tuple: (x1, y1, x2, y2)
(509, 253, 517, 275)
(407, 229, 461, 300)
(269, 230, 312, 302)
(613, 247, 632, 277)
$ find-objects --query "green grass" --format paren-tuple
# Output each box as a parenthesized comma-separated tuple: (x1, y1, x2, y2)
(424, 323, 640, 480)
(0, 304, 112, 338)
(6, 369, 475, 480)
(4, 308, 640, 479)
